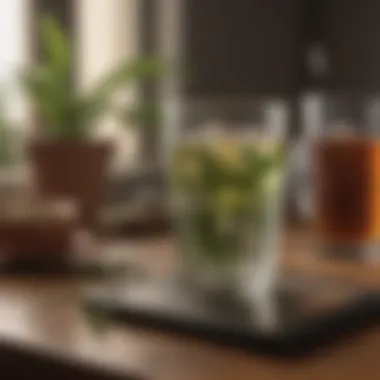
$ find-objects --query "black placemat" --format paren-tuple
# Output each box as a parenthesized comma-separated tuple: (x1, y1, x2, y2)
(86, 276, 380, 357)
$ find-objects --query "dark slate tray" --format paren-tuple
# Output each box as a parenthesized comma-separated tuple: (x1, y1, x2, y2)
(85, 276, 380, 357)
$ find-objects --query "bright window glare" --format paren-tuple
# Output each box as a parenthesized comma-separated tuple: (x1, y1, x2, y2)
(0, 0, 29, 124)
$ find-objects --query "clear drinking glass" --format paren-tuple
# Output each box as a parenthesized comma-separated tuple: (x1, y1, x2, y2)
(167, 99, 288, 300)
(313, 95, 380, 260)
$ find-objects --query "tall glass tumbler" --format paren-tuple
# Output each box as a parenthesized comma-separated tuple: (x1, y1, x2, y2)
(314, 96, 380, 261)
(167, 99, 288, 300)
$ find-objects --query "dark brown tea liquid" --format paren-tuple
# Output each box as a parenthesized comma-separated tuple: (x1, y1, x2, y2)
(315, 137, 380, 259)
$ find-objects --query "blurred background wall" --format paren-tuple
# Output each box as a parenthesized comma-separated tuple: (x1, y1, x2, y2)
(2, 0, 380, 223)
(9, 0, 380, 161)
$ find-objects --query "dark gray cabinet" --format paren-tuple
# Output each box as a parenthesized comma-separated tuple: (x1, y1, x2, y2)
(182, 0, 303, 97)
(171, 0, 380, 97)
(322, 0, 380, 94)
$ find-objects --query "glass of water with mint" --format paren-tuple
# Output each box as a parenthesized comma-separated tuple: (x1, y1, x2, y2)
(168, 100, 288, 301)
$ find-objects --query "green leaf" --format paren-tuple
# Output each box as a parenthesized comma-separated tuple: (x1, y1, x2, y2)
(0, 88, 19, 166)
(119, 103, 162, 128)
(87, 57, 164, 109)
(22, 68, 69, 137)
(40, 14, 70, 75)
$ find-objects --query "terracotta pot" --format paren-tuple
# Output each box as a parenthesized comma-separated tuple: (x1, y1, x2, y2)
(28, 141, 112, 227)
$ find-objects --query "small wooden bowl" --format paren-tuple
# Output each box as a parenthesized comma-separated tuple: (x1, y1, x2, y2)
(0, 199, 78, 258)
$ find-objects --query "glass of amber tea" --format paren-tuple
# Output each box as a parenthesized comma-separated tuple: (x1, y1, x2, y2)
(167, 100, 288, 300)
(314, 97, 380, 260)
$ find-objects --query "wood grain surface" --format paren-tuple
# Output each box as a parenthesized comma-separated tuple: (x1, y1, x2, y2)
(0, 229, 380, 379)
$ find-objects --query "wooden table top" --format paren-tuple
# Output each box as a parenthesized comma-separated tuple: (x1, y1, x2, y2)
(1, 229, 380, 380)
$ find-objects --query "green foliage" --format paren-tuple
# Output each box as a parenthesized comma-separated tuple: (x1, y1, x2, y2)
(119, 103, 162, 130)
(0, 122, 16, 167)
(22, 14, 163, 140)
(0, 90, 19, 167)
(173, 142, 284, 264)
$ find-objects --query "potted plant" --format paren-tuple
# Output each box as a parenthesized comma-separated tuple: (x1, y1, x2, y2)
(22, 15, 162, 226)
(0, 87, 82, 258)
